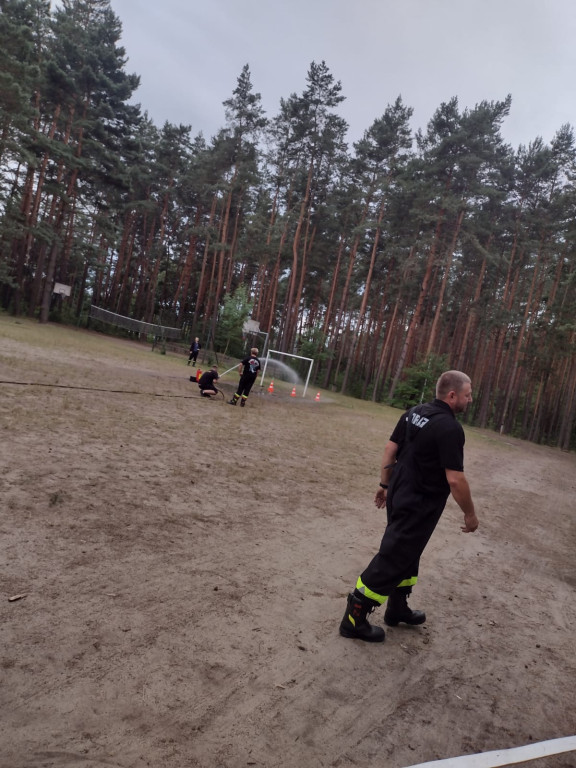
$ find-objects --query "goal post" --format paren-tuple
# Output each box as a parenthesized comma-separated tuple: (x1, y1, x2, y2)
(260, 349, 314, 398)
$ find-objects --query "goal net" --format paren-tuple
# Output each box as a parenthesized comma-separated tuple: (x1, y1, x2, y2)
(89, 306, 182, 340)
(260, 349, 314, 398)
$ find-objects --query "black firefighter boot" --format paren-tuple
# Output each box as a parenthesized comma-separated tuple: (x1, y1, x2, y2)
(228, 394, 239, 405)
(339, 591, 385, 642)
(384, 590, 426, 627)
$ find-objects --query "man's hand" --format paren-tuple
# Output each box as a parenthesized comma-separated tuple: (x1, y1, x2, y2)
(461, 511, 479, 532)
(374, 488, 387, 509)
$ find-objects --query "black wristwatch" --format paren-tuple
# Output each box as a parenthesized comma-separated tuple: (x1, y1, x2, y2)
(379, 482, 388, 489)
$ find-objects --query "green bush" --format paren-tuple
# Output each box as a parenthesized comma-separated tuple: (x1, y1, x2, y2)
(389, 354, 448, 409)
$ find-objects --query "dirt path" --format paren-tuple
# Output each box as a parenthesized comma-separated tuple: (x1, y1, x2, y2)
(1, 318, 575, 768)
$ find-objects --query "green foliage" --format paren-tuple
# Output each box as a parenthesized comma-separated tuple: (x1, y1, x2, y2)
(389, 354, 448, 409)
(214, 284, 253, 358)
(344, 375, 366, 400)
(0, 257, 16, 289)
(0, 6, 574, 448)
(298, 327, 331, 362)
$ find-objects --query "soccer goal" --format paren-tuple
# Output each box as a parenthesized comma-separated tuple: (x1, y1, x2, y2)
(259, 349, 314, 398)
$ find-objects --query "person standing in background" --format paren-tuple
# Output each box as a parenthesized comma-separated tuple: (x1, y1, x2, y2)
(188, 337, 201, 366)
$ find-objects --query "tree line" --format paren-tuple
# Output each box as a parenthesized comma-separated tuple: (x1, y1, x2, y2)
(1, 0, 575, 449)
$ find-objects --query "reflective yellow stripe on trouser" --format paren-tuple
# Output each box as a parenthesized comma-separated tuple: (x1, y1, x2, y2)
(355, 575, 418, 604)
(355, 577, 387, 605)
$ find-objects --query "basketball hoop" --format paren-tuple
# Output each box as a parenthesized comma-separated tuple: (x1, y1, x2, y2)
(242, 319, 260, 334)
(53, 282, 71, 297)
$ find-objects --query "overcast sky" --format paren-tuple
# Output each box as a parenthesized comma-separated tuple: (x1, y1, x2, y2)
(108, 0, 576, 150)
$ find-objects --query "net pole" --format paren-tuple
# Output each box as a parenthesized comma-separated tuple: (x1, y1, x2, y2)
(259, 351, 271, 387)
(302, 360, 314, 398)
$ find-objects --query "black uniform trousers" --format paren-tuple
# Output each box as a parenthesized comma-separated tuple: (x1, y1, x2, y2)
(235, 373, 257, 399)
(357, 463, 449, 604)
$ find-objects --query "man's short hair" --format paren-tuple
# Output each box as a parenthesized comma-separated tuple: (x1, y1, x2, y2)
(436, 370, 471, 399)
(251, 347, 259, 355)
(211, 365, 218, 372)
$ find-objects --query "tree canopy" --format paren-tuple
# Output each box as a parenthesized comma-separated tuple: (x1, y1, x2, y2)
(1, 0, 575, 449)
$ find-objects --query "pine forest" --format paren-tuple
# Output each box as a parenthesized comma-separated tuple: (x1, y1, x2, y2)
(1, 0, 575, 449)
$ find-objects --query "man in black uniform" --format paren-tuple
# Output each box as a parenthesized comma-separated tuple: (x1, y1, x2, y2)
(197, 366, 220, 398)
(228, 348, 261, 408)
(188, 337, 201, 366)
(340, 370, 479, 643)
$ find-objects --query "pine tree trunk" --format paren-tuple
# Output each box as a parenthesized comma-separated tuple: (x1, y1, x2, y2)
(341, 197, 386, 394)
(426, 208, 465, 356)
(389, 223, 442, 400)
(173, 208, 202, 320)
(282, 161, 313, 351)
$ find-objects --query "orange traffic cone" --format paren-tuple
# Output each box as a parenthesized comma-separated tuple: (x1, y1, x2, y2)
(290, 387, 296, 397)
(268, 380, 274, 393)
(315, 392, 321, 401)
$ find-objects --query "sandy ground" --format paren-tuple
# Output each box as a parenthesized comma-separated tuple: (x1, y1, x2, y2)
(1, 317, 575, 768)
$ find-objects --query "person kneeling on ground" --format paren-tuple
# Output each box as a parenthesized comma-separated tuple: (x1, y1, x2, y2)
(198, 366, 220, 398)
(228, 347, 261, 408)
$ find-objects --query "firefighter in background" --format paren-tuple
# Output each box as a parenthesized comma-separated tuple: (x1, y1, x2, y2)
(188, 337, 201, 366)
(340, 370, 479, 643)
(228, 348, 261, 408)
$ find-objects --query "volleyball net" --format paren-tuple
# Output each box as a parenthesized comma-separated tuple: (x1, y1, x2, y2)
(89, 306, 183, 340)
